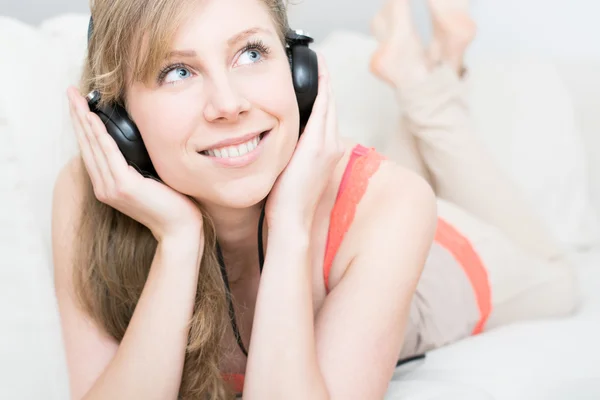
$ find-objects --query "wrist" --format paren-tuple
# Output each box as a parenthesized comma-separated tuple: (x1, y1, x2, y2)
(153, 219, 203, 242)
(267, 222, 311, 249)
(267, 208, 314, 235)
(158, 226, 204, 253)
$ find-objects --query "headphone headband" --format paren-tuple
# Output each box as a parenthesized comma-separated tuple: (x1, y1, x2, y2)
(285, 30, 314, 45)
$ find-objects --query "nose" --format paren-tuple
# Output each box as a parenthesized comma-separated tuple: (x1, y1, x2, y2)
(203, 75, 251, 123)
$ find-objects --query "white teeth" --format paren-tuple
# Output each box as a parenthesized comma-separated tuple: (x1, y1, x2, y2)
(238, 144, 249, 156)
(204, 134, 263, 158)
(228, 147, 240, 157)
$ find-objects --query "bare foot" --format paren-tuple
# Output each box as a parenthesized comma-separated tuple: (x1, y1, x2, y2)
(427, 0, 476, 75)
(370, 0, 429, 89)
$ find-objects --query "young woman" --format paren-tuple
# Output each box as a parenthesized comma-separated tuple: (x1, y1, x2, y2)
(51, 0, 577, 399)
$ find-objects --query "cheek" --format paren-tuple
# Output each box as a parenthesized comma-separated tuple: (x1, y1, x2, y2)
(241, 62, 299, 125)
(130, 92, 197, 159)
(239, 63, 300, 170)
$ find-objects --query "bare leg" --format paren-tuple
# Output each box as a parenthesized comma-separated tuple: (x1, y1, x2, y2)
(427, 0, 476, 75)
(370, 0, 429, 88)
(370, 0, 562, 260)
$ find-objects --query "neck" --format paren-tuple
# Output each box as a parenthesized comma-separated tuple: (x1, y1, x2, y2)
(203, 200, 266, 284)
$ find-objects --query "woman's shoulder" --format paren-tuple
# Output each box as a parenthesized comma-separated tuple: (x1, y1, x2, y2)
(53, 155, 87, 216)
(349, 139, 435, 225)
(332, 139, 436, 210)
(51, 155, 87, 271)
(323, 139, 437, 290)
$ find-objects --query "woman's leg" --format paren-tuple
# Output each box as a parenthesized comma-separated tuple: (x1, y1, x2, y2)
(398, 198, 579, 359)
(370, 0, 562, 261)
(369, 0, 433, 182)
(369, 1, 578, 351)
(435, 198, 579, 331)
(421, 3, 579, 325)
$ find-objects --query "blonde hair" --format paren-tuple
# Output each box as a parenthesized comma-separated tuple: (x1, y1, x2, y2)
(75, 0, 290, 398)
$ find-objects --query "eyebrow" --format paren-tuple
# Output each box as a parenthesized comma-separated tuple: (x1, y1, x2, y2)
(227, 27, 272, 46)
(165, 27, 273, 59)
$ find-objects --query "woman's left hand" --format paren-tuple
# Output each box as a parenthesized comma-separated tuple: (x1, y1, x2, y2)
(265, 54, 344, 231)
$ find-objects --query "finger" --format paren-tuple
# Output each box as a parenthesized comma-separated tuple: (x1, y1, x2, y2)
(81, 111, 116, 190)
(315, 54, 338, 146)
(87, 112, 131, 180)
(325, 72, 338, 141)
(67, 86, 91, 113)
(68, 90, 101, 185)
(69, 89, 115, 190)
(318, 59, 342, 161)
(303, 53, 330, 131)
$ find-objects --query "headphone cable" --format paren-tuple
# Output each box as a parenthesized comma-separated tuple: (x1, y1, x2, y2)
(216, 204, 266, 357)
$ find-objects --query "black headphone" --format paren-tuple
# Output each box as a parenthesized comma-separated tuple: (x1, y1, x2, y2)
(85, 17, 319, 179)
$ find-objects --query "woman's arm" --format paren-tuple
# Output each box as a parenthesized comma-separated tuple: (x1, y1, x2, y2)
(243, 224, 327, 399)
(243, 166, 436, 400)
(313, 168, 436, 399)
(53, 159, 203, 400)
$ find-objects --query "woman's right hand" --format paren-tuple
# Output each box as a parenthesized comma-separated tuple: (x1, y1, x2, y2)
(67, 86, 204, 241)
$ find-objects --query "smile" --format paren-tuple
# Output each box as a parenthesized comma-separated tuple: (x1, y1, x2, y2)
(201, 132, 266, 159)
(199, 130, 271, 168)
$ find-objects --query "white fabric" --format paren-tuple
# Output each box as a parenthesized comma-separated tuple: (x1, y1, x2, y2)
(0, 94, 69, 398)
(1, 13, 600, 400)
(0, 15, 87, 262)
(556, 61, 600, 229)
(0, 15, 95, 398)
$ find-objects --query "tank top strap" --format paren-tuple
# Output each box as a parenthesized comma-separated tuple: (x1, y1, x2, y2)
(323, 144, 385, 293)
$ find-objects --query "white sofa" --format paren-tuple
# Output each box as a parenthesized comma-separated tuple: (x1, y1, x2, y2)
(1, 14, 599, 400)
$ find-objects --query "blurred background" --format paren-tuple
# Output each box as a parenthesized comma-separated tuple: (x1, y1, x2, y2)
(1, 1, 599, 399)
(3, 0, 600, 59)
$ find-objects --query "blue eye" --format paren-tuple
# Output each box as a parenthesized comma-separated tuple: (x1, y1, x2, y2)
(238, 49, 263, 65)
(156, 40, 271, 85)
(163, 66, 191, 84)
(237, 39, 270, 66)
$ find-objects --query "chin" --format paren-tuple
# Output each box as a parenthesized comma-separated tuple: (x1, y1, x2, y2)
(202, 171, 277, 210)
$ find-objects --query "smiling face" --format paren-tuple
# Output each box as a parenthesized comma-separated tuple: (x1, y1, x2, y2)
(125, 0, 299, 209)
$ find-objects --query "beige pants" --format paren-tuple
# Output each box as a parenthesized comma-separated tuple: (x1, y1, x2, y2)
(393, 65, 580, 359)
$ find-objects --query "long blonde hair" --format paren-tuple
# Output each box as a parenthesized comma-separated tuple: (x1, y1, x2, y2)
(74, 0, 290, 398)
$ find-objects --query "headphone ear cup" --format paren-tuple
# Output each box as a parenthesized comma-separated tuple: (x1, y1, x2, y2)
(288, 44, 319, 131)
(87, 17, 156, 178)
(89, 101, 157, 178)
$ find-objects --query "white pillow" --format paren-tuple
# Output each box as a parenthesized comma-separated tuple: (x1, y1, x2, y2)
(553, 61, 600, 234)
(0, 20, 70, 399)
(385, 379, 495, 400)
(0, 15, 87, 260)
(0, 94, 20, 255)
(467, 57, 599, 250)
(315, 30, 599, 251)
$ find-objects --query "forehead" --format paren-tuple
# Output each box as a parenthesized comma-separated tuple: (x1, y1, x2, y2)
(173, 0, 278, 48)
